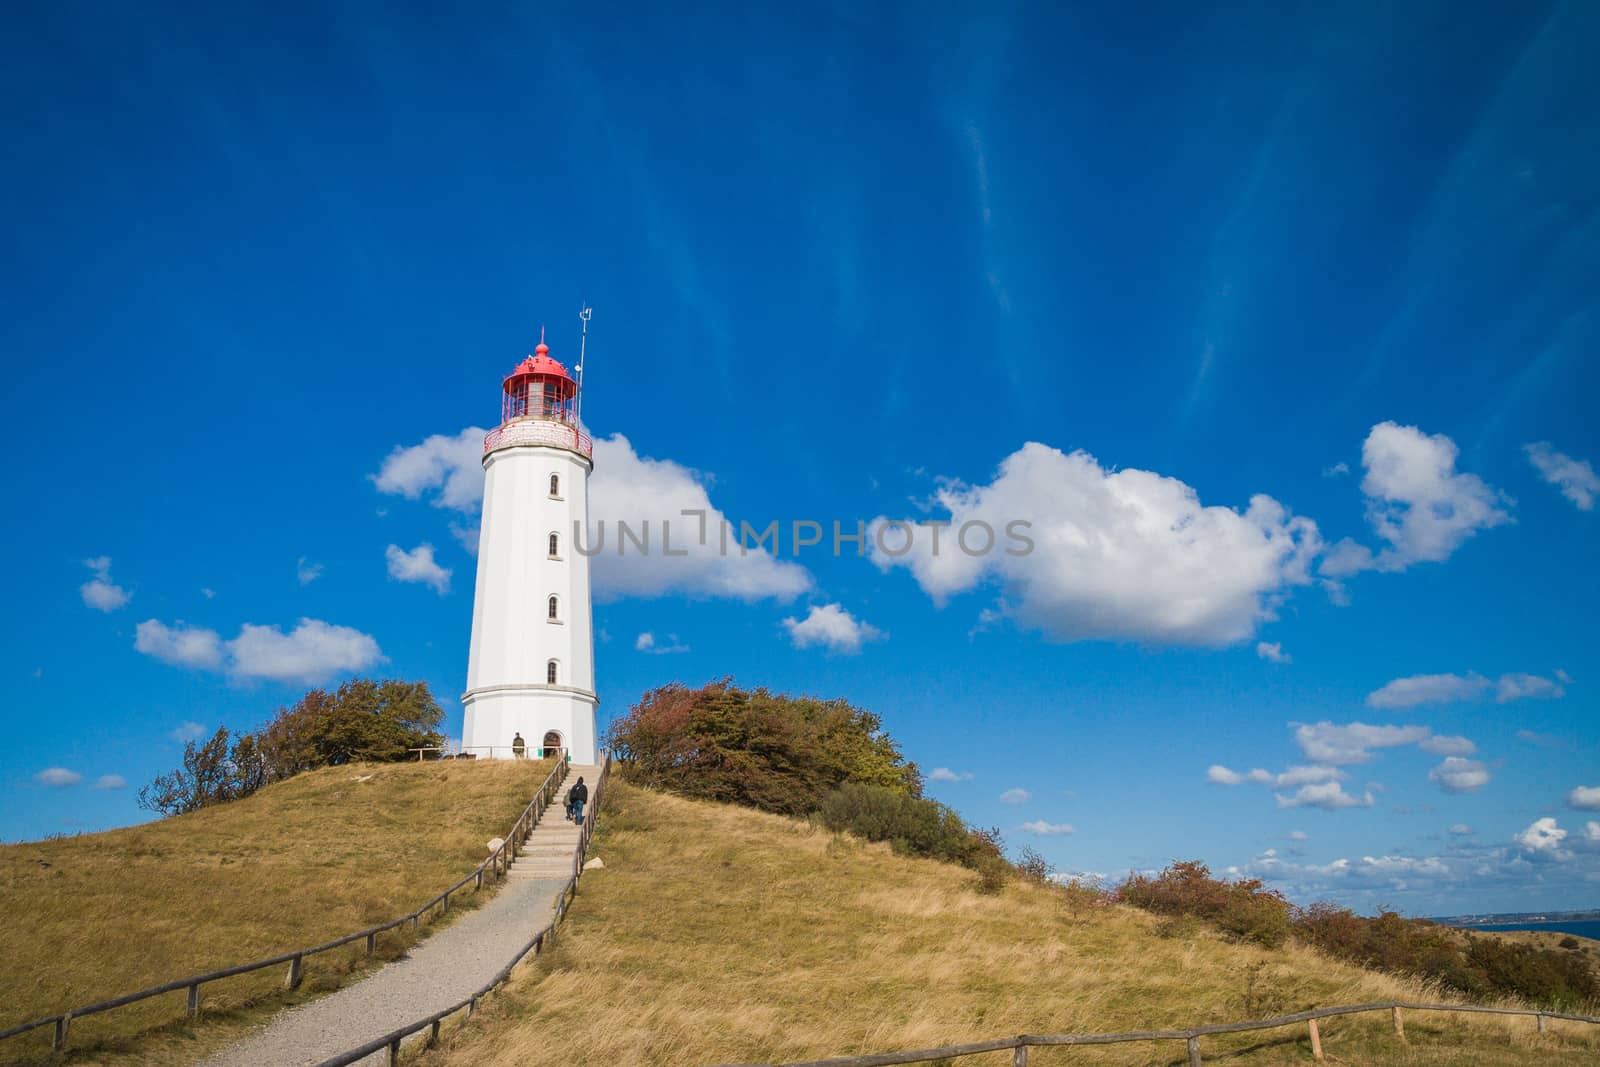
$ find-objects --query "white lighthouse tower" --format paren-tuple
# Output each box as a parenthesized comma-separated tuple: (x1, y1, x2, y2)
(462, 331, 598, 763)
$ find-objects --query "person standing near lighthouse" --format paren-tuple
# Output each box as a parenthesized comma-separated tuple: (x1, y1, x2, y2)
(461, 326, 599, 763)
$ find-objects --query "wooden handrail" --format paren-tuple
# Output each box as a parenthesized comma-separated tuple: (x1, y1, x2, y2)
(706, 999, 1600, 1066)
(314, 752, 612, 1067)
(0, 754, 572, 1052)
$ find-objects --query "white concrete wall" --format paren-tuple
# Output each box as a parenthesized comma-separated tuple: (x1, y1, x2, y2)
(463, 429, 598, 762)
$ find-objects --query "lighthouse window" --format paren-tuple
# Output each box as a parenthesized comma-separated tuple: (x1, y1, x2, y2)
(549, 474, 560, 498)
(548, 595, 560, 621)
(547, 660, 559, 684)
(548, 532, 560, 558)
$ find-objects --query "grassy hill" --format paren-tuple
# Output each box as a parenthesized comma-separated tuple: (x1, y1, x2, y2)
(422, 781, 1600, 1067)
(0, 757, 552, 1064)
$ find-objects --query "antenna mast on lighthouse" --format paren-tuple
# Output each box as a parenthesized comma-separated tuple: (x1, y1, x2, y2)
(575, 305, 593, 425)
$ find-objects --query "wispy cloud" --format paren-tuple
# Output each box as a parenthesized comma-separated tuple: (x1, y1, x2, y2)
(80, 557, 130, 612)
(1256, 641, 1291, 664)
(385, 543, 451, 595)
(296, 557, 324, 586)
(1524, 442, 1598, 510)
(635, 632, 689, 655)
(35, 767, 83, 787)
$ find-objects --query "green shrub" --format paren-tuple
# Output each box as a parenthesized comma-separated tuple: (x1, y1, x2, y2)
(817, 782, 1001, 870)
(607, 679, 921, 815)
(973, 859, 1010, 895)
(1117, 861, 1292, 948)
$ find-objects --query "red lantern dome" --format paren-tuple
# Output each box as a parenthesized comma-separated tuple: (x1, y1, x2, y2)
(483, 329, 593, 460)
(501, 337, 577, 424)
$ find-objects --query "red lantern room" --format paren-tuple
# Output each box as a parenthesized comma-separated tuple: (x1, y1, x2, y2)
(501, 334, 578, 425)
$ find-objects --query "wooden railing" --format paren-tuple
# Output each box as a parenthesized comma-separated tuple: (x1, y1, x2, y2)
(708, 1000, 1600, 1066)
(0, 755, 571, 1055)
(313, 752, 613, 1066)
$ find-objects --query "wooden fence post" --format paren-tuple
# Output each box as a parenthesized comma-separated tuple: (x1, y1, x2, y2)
(1186, 1035, 1202, 1066)
(286, 954, 303, 991)
(1391, 1005, 1404, 1041)
(52, 1014, 69, 1052)
(1307, 1018, 1324, 1060)
(442, 890, 450, 914)
(429, 1018, 441, 1046)
(1537, 1013, 1547, 1034)
(187, 983, 200, 1017)
(367, 932, 377, 956)
(1013, 1043, 1028, 1065)
(388, 1035, 402, 1065)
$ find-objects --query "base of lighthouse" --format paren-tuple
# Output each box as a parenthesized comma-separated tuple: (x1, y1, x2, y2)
(461, 686, 598, 763)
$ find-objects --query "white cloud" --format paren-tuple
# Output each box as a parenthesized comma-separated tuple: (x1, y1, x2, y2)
(1514, 817, 1570, 859)
(1256, 641, 1291, 664)
(1020, 820, 1074, 836)
(136, 621, 226, 671)
(999, 788, 1031, 805)
(136, 617, 384, 685)
(1366, 672, 1488, 709)
(296, 557, 324, 586)
(635, 631, 689, 655)
(1448, 824, 1474, 836)
(1275, 781, 1375, 810)
(1428, 756, 1491, 794)
(1417, 734, 1477, 757)
(1524, 442, 1599, 511)
(871, 441, 1323, 646)
(1567, 786, 1600, 811)
(385, 543, 451, 594)
(1322, 462, 1350, 478)
(781, 603, 884, 654)
(1287, 830, 1308, 841)
(93, 774, 126, 790)
(1587, 822, 1600, 845)
(1366, 669, 1565, 709)
(1322, 422, 1511, 576)
(1293, 722, 1432, 764)
(35, 767, 83, 787)
(169, 721, 207, 743)
(228, 619, 385, 684)
(928, 767, 973, 783)
(1272, 765, 1346, 788)
(1207, 765, 1274, 786)
(375, 430, 811, 602)
(373, 427, 487, 512)
(201, 587, 216, 599)
(1495, 672, 1566, 703)
(80, 557, 130, 612)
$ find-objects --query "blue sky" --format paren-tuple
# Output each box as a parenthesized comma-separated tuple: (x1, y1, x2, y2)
(2, 2, 1595, 915)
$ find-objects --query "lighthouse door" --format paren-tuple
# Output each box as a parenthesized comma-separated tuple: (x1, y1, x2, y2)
(543, 730, 564, 759)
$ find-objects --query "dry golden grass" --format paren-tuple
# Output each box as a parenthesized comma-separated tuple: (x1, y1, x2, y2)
(0, 757, 553, 1064)
(424, 781, 1600, 1067)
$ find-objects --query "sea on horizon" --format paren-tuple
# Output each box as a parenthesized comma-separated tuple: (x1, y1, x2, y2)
(1448, 919, 1600, 941)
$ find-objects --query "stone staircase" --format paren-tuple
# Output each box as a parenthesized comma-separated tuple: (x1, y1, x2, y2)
(509, 763, 603, 880)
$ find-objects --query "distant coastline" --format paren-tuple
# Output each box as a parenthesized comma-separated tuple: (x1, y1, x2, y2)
(1432, 910, 1600, 942)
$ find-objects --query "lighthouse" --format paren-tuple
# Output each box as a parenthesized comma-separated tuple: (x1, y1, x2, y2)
(462, 332, 598, 763)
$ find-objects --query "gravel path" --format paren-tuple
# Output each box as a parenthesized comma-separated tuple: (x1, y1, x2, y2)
(200, 768, 598, 1066)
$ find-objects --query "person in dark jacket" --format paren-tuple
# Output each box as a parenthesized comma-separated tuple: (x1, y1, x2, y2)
(567, 777, 588, 823)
